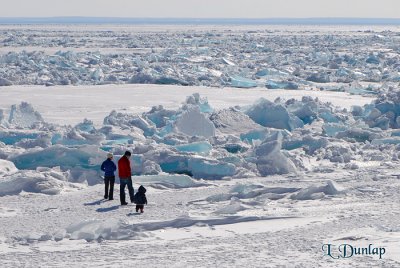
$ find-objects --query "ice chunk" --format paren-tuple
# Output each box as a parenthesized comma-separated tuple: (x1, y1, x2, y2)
(256, 151, 297, 176)
(141, 160, 162, 175)
(104, 111, 156, 136)
(348, 84, 377, 95)
(99, 125, 143, 145)
(371, 137, 400, 145)
(10, 145, 102, 171)
(175, 107, 215, 138)
(230, 184, 264, 195)
(223, 143, 248, 154)
(0, 77, 12, 86)
(240, 129, 270, 143)
(175, 141, 212, 155)
(255, 68, 289, 78)
(255, 139, 281, 157)
(319, 110, 342, 123)
(312, 51, 332, 64)
(53, 229, 66, 242)
(245, 98, 303, 131)
(159, 155, 191, 176)
(365, 111, 390, 130)
(230, 75, 257, 88)
(322, 123, 347, 137)
(75, 119, 95, 133)
(254, 132, 297, 175)
(0, 131, 40, 145)
(15, 134, 52, 149)
(283, 135, 328, 154)
(188, 157, 236, 179)
(159, 154, 236, 179)
(56, 125, 105, 146)
(0, 159, 18, 176)
(335, 67, 350, 77)
(306, 72, 330, 83)
(214, 197, 247, 215)
(335, 128, 385, 142)
(322, 144, 353, 163)
(366, 54, 380, 64)
(266, 80, 298, 90)
(351, 105, 364, 117)
(290, 180, 345, 200)
(134, 174, 208, 188)
(155, 76, 189, 86)
(90, 68, 104, 81)
(8, 102, 44, 128)
(286, 97, 318, 124)
(145, 105, 176, 128)
(222, 57, 236, 66)
(365, 90, 400, 129)
(0, 168, 75, 196)
(210, 107, 264, 135)
(129, 72, 156, 84)
(184, 93, 213, 113)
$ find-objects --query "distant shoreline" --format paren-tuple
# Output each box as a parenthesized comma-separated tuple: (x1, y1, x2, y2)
(1, 17, 400, 25)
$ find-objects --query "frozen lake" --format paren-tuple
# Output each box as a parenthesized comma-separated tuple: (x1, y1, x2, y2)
(0, 24, 399, 267)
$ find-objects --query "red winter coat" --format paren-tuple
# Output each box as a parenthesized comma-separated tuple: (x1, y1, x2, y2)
(118, 156, 131, 178)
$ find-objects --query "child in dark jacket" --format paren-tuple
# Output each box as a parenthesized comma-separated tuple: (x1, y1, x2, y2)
(134, 185, 147, 213)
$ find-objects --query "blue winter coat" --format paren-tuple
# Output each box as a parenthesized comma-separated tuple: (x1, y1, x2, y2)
(134, 185, 147, 205)
(101, 158, 117, 177)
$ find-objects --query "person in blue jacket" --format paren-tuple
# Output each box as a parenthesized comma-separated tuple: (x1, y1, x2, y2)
(101, 152, 117, 200)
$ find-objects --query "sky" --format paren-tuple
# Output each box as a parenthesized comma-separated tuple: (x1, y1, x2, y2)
(0, 0, 399, 18)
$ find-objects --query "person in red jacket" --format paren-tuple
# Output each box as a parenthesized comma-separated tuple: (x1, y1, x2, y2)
(118, 151, 134, 205)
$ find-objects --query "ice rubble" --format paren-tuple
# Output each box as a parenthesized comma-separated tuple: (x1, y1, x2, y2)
(8, 102, 44, 128)
(3, 90, 400, 195)
(1, 27, 399, 92)
(0, 164, 80, 196)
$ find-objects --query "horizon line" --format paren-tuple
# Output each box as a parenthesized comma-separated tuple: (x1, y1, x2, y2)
(1, 17, 400, 25)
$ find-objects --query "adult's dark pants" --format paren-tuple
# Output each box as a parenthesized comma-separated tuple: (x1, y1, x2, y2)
(120, 178, 134, 204)
(104, 176, 115, 200)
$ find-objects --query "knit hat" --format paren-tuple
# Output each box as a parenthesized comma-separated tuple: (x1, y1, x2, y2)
(107, 152, 113, 158)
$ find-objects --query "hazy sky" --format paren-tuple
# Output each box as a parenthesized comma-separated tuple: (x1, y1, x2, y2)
(1, 0, 399, 18)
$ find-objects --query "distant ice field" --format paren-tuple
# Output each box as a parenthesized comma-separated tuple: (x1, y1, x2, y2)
(1, 24, 399, 55)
